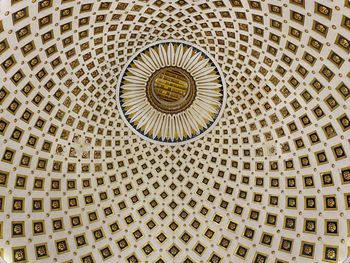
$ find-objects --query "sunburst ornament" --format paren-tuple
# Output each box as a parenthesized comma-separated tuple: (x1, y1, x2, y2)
(117, 40, 227, 145)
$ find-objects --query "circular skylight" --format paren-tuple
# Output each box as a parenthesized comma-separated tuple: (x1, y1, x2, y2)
(117, 40, 227, 145)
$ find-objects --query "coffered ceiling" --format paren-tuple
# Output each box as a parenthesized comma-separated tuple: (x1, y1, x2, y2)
(0, 0, 350, 262)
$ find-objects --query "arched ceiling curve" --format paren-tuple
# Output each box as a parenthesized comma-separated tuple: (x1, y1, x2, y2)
(0, 0, 350, 262)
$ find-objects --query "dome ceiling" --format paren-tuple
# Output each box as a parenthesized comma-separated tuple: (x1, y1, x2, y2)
(0, 0, 349, 262)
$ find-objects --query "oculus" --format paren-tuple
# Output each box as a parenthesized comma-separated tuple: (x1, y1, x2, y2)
(117, 40, 226, 144)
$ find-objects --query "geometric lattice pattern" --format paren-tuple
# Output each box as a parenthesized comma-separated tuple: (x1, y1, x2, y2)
(0, 0, 350, 262)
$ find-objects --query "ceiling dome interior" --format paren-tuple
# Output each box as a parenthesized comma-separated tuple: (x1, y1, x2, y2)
(0, 0, 350, 262)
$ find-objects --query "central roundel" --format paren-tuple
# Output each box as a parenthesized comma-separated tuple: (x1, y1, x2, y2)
(147, 67, 196, 114)
(117, 40, 227, 145)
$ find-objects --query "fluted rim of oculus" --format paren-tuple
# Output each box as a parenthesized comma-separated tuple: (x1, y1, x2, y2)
(116, 39, 227, 145)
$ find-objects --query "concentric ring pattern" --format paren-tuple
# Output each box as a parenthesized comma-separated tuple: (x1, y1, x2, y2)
(0, 0, 350, 262)
(117, 40, 226, 145)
